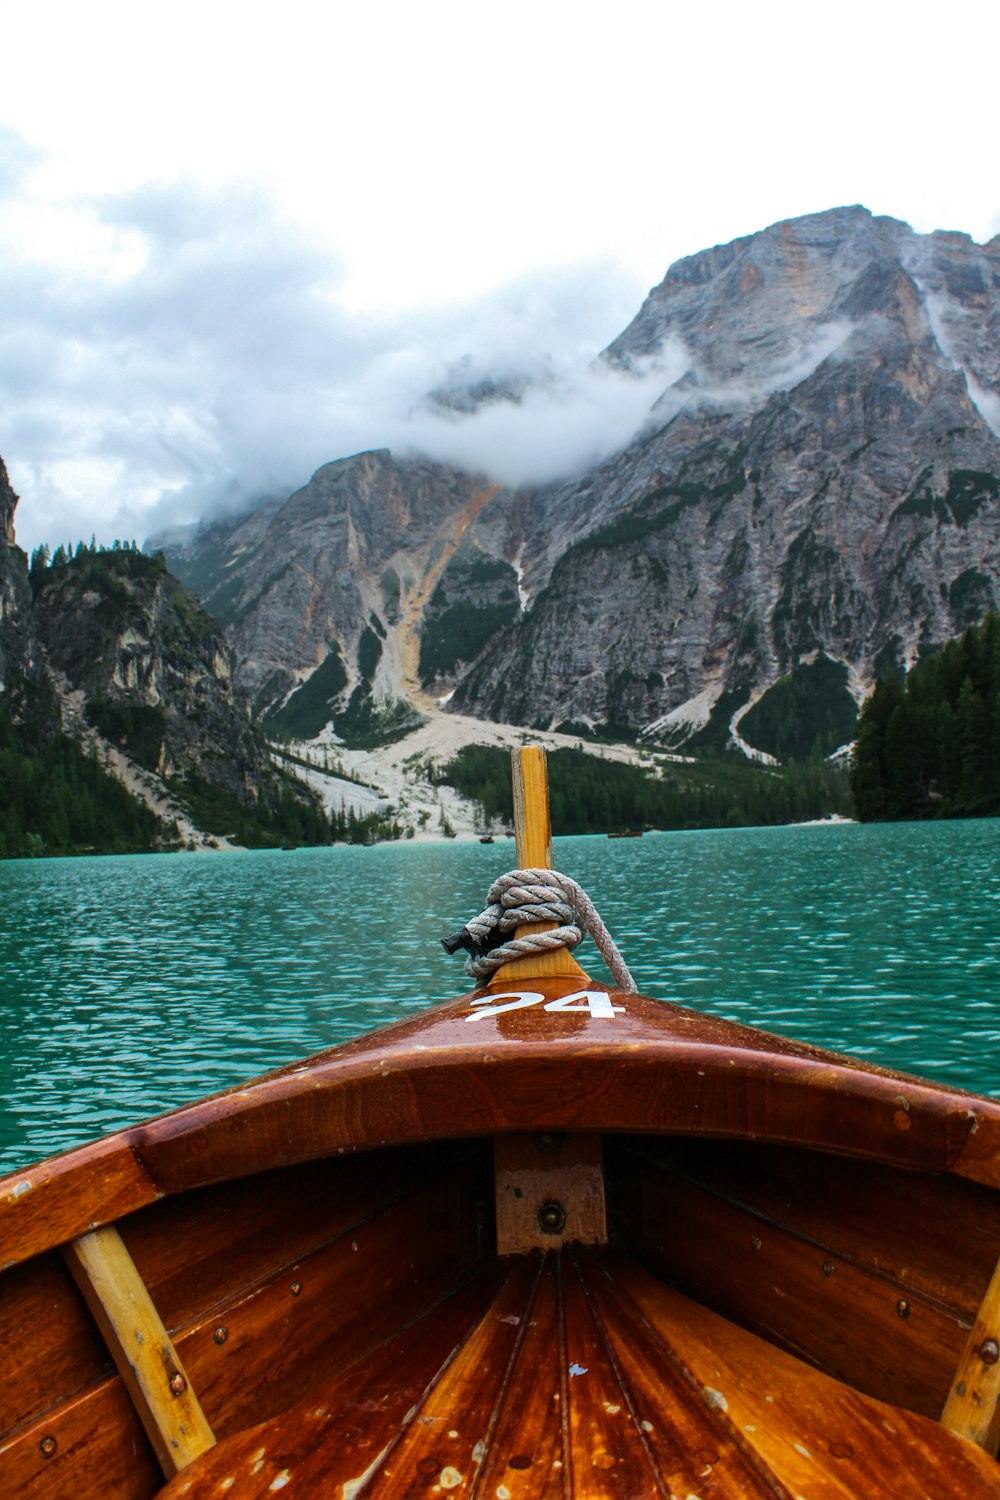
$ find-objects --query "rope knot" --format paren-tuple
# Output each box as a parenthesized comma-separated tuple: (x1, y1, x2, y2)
(442, 867, 636, 990)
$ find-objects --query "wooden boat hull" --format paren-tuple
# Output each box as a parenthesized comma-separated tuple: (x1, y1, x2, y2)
(4, 976, 1000, 1496)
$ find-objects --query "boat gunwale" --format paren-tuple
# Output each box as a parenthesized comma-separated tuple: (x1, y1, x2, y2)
(2, 979, 999, 1269)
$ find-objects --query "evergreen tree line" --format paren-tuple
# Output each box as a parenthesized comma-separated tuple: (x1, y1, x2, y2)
(0, 693, 166, 859)
(173, 772, 405, 849)
(29, 537, 143, 580)
(0, 718, 409, 859)
(0, 683, 407, 861)
(851, 613, 1000, 821)
(435, 744, 851, 836)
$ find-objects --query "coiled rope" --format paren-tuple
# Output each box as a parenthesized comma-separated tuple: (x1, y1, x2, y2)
(442, 867, 637, 991)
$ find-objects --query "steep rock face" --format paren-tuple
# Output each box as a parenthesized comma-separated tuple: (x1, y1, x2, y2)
(0, 458, 41, 700)
(32, 547, 272, 804)
(453, 209, 1000, 736)
(161, 208, 1000, 750)
(157, 449, 503, 725)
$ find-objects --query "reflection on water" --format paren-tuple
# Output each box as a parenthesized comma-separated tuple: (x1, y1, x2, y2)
(1, 818, 999, 1172)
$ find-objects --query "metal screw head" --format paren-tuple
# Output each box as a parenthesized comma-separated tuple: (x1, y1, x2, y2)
(39, 1435, 58, 1459)
(537, 1201, 566, 1235)
(213, 1326, 228, 1345)
(896, 1299, 911, 1319)
(290, 1281, 303, 1297)
(981, 1339, 1000, 1366)
(822, 1262, 835, 1278)
(169, 1373, 187, 1397)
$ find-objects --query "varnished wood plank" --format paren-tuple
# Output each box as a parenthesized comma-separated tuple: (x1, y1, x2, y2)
(495, 1133, 607, 1254)
(0, 1136, 160, 1269)
(0, 1377, 161, 1500)
(63, 1226, 216, 1477)
(946, 1111, 1000, 1190)
(614, 1136, 1000, 1314)
(572, 1249, 784, 1498)
(472, 1254, 565, 1499)
(612, 1141, 973, 1418)
(600, 1250, 1000, 1499)
(156, 1262, 511, 1498)
(493, 745, 589, 983)
(120, 1144, 471, 1332)
(373, 1253, 544, 1495)
(174, 1164, 488, 1439)
(942, 1251, 1000, 1451)
(0, 1250, 113, 1442)
(559, 1250, 666, 1497)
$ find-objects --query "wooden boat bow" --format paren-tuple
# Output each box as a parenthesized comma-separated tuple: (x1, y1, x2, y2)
(3, 747, 1000, 1496)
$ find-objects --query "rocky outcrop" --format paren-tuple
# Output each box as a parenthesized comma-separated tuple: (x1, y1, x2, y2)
(0, 458, 41, 701)
(31, 546, 280, 807)
(159, 208, 1000, 756)
(156, 450, 503, 732)
(451, 209, 1000, 743)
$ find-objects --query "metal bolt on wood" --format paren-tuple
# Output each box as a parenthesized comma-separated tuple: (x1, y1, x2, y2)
(538, 1201, 566, 1235)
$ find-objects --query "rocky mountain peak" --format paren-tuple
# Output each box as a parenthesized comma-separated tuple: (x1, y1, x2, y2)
(159, 206, 1000, 762)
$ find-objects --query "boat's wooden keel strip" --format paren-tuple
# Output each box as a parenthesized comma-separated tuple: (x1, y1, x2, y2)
(156, 1246, 1000, 1499)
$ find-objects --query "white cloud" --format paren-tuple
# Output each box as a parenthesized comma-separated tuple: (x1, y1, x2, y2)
(393, 343, 690, 488)
(1, 163, 673, 550)
(2, 0, 999, 552)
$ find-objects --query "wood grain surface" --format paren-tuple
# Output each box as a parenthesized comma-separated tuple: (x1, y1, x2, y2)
(142, 1246, 1000, 1497)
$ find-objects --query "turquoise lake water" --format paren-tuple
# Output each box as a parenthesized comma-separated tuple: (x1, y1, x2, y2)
(1, 818, 999, 1174)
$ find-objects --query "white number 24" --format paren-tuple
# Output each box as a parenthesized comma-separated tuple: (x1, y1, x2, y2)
(466, 989, 625, 1022)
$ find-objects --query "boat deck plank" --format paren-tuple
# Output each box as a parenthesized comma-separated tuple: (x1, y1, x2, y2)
(601, 1249, 1000, 1498)
(147, 1246, 1000, 1498)
(613, 1140, 971, 1418)
(471, 1255, 565, 1499)
(157, 1262, 513, 1498)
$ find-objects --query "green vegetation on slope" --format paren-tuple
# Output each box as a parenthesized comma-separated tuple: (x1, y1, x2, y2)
(266, 645, 349, 739)
(852, 613, 1000, 821)
(0, 686, 167, 858)
(739, 656, 858, 762)
(418, 555, 520, 685)
(434, 743, 850, 835)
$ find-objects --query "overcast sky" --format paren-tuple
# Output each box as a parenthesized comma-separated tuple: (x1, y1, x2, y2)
(2, 0, 998, 553)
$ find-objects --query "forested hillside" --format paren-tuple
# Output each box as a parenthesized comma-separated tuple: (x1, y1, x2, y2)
(852, 614, 1000, 820)
(436, 744, 851, 835)
(1, 537, 403, 859)
(0, 684, 167, 858)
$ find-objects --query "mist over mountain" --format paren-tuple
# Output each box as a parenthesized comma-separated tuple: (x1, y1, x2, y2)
(155, 206, 1000, 760)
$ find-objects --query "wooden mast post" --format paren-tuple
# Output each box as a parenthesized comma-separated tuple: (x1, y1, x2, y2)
(491, 745, 589, 985)
(491, 745, 607, 1253)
